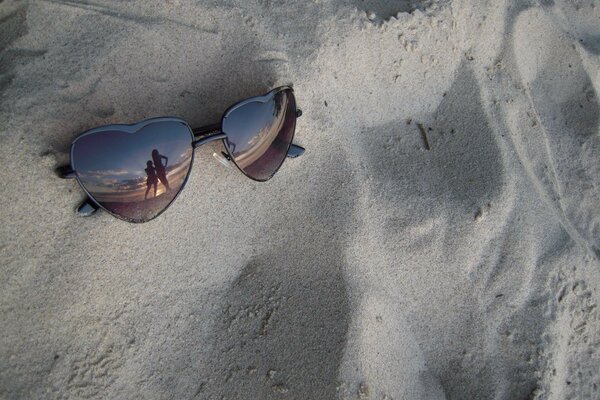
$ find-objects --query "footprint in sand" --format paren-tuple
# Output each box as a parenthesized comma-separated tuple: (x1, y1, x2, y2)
(513, 6, 600, 258)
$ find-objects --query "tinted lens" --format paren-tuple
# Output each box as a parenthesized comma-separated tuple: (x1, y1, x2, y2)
(223, 88, 296, 181)
(72, 120, 194, 222)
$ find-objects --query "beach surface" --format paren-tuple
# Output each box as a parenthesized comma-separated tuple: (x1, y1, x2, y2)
(1, 0, 599, 399)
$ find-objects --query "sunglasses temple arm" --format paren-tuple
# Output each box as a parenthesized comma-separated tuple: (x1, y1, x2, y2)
(287, 144, 305, 158)
(76, 198, 99, 216)
(56, 165, 76, 179)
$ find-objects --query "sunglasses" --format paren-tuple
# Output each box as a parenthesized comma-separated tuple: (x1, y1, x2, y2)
(57, 86, 304, 223)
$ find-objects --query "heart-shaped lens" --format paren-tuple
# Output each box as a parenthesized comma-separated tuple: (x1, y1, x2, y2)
(222, 88, 296, 181)
(71, 118, 194, 222)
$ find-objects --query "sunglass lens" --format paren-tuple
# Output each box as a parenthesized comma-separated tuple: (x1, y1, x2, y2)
(71, 120, 194, 222)
(222, 88, 297, 181)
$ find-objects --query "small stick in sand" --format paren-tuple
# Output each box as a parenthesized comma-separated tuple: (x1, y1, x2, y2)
(416, 123, 431, 150)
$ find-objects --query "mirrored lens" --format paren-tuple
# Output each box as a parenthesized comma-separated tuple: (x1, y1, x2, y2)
(223, 88, 296, 181)
(72, 120, 194, 222)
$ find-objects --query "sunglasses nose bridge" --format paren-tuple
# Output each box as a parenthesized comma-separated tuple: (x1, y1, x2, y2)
(192, 132, 227, 149)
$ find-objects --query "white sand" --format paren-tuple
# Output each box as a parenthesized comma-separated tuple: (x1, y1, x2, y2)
(1, 0, 599, 399)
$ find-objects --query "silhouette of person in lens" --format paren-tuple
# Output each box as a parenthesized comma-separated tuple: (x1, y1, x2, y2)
(151, 149, 171, 192)
(144, 160, 158, 200)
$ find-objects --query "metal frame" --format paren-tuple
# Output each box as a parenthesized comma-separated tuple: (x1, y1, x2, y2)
(66, 117, 196, 223)
(58, 87, 304, 222)
(220, 86, 297, 182)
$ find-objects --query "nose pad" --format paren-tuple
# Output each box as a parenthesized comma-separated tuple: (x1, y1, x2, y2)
(213, 151, 233, 169)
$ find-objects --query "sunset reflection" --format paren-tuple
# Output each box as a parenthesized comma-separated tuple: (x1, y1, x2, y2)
(73, 121, 193, 221)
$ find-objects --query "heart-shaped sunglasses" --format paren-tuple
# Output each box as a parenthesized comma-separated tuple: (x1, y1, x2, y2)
(57, 86, 304, 223)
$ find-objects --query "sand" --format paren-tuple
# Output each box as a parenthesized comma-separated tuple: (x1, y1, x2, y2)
(1, 0, 599, 399)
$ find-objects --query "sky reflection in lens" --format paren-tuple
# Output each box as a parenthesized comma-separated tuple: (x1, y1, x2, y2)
(223, 89, 296, 181)
(72, 120, 193, 222)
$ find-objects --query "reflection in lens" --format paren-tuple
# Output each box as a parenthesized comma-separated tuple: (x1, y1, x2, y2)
(72, 120, 194, 222)
(223, 88, 296, 181)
